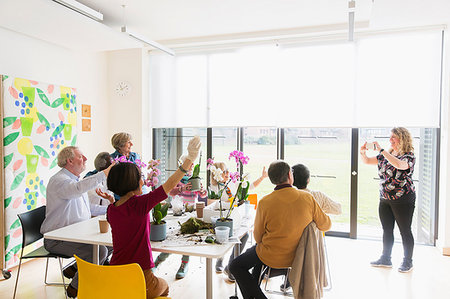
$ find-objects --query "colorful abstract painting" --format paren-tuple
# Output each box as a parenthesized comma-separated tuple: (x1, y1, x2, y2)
(2, 75, 77, 268)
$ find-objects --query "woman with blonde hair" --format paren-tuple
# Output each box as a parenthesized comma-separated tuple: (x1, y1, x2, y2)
(360, 127, 416, 273)
(110, 132, 140, 162)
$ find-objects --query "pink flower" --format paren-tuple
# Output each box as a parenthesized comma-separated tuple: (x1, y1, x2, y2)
(229, 172, 240, 183)
(228, 150, 249, 167)
(207, 158, 215, 170)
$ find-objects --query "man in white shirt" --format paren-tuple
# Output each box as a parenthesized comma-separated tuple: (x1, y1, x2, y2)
(292, 163, 342, 215)
(41, 146, 114, 298)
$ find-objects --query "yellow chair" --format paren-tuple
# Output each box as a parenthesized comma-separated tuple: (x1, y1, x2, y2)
(75, 255, 147, 299)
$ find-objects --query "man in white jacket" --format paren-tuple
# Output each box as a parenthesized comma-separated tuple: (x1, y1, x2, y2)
(292, 164, 341, 215)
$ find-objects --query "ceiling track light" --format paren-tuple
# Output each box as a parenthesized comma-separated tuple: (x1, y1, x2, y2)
(52, 0, 103, 21)
(121, 26, 175, 56)
(348, 0, 355, 41)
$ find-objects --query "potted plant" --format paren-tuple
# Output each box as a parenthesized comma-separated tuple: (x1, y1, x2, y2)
(150, 202, 169, 241)
(188, 152, 202, 191)
(208, 151, 250, 237)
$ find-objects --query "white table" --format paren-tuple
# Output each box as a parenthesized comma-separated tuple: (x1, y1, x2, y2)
(44, 212, 252, 299)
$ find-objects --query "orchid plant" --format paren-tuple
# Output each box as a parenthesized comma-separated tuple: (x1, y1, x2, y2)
(113, 156, 151, 186)
(147, 159, 162, 187)
(207, 151, 250, 221)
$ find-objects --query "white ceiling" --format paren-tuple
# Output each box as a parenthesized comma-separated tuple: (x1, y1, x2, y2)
(0, 0, 449, 52)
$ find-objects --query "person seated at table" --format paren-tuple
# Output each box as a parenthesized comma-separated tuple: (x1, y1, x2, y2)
(110, 132, 140, 162)
(101, 136, 201, 299)
(209, 162, 268, 282)
(40, 146, 115, 298)
(153, 154, 207, 279)
(229, 160, 331, 299)
(84, 152, 114, 206)
(292, 163, 342, 215)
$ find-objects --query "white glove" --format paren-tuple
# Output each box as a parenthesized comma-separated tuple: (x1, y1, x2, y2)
(187, 136, 201, 162)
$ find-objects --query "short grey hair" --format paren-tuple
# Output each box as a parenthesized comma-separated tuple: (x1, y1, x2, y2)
(268, 160, 291, 185)
(94, 152, 112, 171)
(57, 146, 77, 168)
(111, 132, 132, 151)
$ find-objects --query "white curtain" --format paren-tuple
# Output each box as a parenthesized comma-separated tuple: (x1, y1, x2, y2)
(150, 30, 442, 128)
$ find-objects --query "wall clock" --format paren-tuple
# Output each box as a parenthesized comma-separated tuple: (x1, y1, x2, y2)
(115, 81, 131, 97)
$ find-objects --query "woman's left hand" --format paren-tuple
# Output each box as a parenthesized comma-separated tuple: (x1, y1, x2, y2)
(96, 188, 115, 204)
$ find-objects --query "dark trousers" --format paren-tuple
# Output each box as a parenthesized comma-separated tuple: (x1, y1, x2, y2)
(229, 245, 267, 299)
(379, 192, 415, 261)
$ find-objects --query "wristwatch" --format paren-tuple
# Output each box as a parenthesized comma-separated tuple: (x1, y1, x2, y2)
(379, 148, 385, 154)
(178, 165, 188, 174)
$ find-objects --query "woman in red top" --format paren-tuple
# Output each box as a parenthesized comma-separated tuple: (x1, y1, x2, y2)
(103, 136, 201, 298)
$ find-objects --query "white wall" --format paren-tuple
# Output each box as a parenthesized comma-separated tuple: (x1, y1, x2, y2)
(106, 49, 152, 162)
(0, 26, 110, 171)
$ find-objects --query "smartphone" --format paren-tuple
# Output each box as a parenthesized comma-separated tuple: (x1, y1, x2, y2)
(366, 142, 375, 151)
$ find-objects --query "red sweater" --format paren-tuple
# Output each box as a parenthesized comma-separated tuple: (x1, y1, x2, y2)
(107, 186, 167, 270)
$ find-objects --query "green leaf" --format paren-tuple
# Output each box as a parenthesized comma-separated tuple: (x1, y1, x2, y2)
(40, 183, 46, 198)
(34, 145, 50, 158)
(50, 157, 58, 169)
(50, 98, 64, 108)
(4, 153, 13, 168)
(36, 88, 51, 106)
(2, 75, 8, 81)
(154, 210, 162, 224)
(161, 203, 169, 219)
(5, 234, 10, 250)
(10, 219, 20, 230)
(10, 171, 25, 191)
(5, 244, 22, 261)
(71, 134, 77, 146)
(4, 132, 20, 146)
(192, 164, 200, 178)
(36, 112, 50, 128)
(3, 117, 17, 128)
(51, 124, 65, 137)
(4, 196, 12, 209)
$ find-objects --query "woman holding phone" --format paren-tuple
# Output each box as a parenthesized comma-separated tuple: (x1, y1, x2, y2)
(360, 127, 416, 273)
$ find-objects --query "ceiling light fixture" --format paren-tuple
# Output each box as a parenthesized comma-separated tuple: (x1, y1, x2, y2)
(348, 0, 355, 41)
(52, 0, 103, 21)
(121, 26, 175, 56)
(121, 5, 175, 56)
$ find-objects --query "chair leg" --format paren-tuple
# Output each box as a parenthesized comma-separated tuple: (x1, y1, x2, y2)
(323, 237, 332, 291)
(12, 257, 23, 299)
(44, 257, 68, 288)
(58, 258, 68, 299)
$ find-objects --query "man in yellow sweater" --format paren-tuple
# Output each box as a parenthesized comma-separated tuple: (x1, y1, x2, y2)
(229, 160, 331, 299)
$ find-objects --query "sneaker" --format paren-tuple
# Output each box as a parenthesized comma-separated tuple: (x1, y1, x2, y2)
(370, 256, 392, 268)
(175, 262, 189, 279)
(280, 279, 291, 292)
(66, 284, 77, 298)
(398, 259, 413, 273)
(63, 265, 77, 279)
(215, 258, 224, 273)
(224, 266, 235, 282)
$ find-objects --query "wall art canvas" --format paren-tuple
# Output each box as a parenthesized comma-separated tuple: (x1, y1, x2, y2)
(1, 75, 77, 269)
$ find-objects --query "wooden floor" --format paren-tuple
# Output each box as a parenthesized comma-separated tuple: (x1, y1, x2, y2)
(2, 237, 450, 299)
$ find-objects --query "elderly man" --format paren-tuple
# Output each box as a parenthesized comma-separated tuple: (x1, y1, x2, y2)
(40, 146, 114, 298)
(229, 160, 331, 299)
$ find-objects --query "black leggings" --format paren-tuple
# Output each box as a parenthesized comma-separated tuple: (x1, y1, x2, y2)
(378, 192, 415, 261)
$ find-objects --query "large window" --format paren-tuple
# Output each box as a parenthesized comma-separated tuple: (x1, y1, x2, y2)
(153, 127, 439, 245)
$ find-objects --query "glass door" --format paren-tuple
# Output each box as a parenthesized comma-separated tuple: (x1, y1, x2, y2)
(284, 128, 352, 235)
